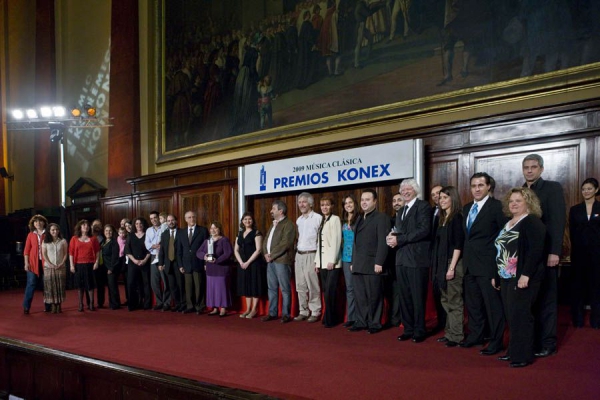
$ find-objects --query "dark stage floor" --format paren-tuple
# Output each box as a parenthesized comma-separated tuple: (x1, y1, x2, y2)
(1, 288, 599, 399)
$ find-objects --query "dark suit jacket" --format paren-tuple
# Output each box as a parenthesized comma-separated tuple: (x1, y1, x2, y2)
(569, 200, 600, 264)
(352, 209, 390, 275)
(394, 199, 432, 269)
(513, 215, 546, 282)
(262, 217, 296, 265)
(463, 197, 508, 278)
(101, 239, 120, 273)
(176, 225, 208, 273)
(158, 228, 178, 273)
(525, 177, 566, 256)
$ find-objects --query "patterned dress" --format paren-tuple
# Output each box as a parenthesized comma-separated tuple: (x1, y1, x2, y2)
(42, 239, 67, 303)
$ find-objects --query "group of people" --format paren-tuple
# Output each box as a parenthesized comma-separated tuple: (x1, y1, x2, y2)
(21, 153, 599, 368)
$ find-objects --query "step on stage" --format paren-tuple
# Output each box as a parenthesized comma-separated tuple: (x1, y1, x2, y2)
(0, 289, 598, 399)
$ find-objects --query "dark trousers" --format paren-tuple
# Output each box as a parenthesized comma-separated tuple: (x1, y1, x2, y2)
(432, 279, 447, 331)
(398, 266, 429, 337)
(150, 263, 171, 307)
(106, 264, 121, 309)
(502, 278, 541, 364)
(320, 268, 341, 327)
(166, 263, 185, 309)
(127, 264, 151, 310)
(184, 271, 205, 311)
(534, 267, 558, 349)
(95, 265, 108, 307)
(353, 273, 384, 330)
(570, 259, 600, 328)
(119, 257, 128, 303)
(385, 265, 402, 327)
(464, 273, 505, 351)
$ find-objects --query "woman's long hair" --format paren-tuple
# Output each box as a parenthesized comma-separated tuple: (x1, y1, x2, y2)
(439, 186, 462, 225)
(342, 194, 358, 227)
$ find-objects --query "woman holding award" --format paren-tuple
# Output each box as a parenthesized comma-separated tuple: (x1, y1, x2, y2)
(197, 221, 233, 317)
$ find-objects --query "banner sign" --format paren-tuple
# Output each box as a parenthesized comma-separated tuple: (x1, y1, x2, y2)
(244, 140, 415, 195)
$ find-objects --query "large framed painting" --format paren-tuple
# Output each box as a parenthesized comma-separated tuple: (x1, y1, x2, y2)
(155, 0, 600, 163)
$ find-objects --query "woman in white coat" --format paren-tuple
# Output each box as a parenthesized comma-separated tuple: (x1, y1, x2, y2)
(314, 197, 342, 328)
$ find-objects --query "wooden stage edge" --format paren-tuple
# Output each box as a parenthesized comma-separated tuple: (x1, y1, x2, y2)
(0, 336, 275, 400)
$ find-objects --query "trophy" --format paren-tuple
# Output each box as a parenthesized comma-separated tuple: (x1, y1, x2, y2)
(206, 238, 215, 262)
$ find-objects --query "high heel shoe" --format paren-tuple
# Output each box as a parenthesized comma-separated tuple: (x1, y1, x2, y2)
(219, 308, 227, 318)
(246, 309, 257, 319)
(239, 311, 249, 318)
(208, 309, 219, 316)
(78, 303, 84, 312)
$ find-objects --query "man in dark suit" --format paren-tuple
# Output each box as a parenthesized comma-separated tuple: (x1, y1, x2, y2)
(158, 214, 186, 312)
(461, 172, 508, 355)
(429, 184, 446, 334)
(388, 179, 432, 343)
(349, 189, 390, 334)
(522, 153, 566, 357)
(262, 200, 297, 323)
(176, 211, 208, 314)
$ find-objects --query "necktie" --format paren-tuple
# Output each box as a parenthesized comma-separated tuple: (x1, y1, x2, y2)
(401, 205, 408, 220)
(168, 230, 175, 261)
(188, 228, 193, 244)
(467, 203, 478, 233)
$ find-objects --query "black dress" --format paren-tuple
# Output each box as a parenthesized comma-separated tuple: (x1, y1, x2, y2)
(236, 229, 266, 297)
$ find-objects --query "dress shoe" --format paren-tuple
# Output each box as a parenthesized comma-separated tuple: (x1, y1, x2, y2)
(171, 307, 179, 312)
(153, 305, 162, 311)
(437, 337, 449, 343)
(162, 305, 170, 312)
(261, 315, 277, 322)
(23, 308, 30, 315)
(480, 348, 503, 356)
(78, 303, 84, 312)
(208, 310, 219, 316)
(445, 341, 459, 348)
(459, 340, 484, 348)
(246, 310, 257, 319)
(367, 328, 382, 334)
(342, 321, 355, 328)
(219, 309, 227, 317)
(294, 314, 308, 321)
(498, 355, 511, 362)
(412, 336, 426, 343)
(307, 316, 319, 323)
(281, 315, 292, 323)
(397, 334, 412, 342)
(509, 361, 530, 368)
(182, 308, 195, 314)
(239, 311, 249, 318)
(348, 325, 366, 332)
(534, 348, 557, 358)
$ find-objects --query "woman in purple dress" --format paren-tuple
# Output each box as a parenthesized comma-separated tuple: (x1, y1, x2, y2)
(197, 221, 233, 317)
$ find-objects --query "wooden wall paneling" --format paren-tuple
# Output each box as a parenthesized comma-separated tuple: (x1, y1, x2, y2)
(428, 156, 459, 188)
(178, 186, 227, 235)
(230, 185, 239, 239)
(7, 352, 31, 399)
(85, 376, 121, 400)
(102, 197, 134, 227)
(62, 369, 84, 400)
(33, 359, 62, 399)
(135, 193, 175, 222)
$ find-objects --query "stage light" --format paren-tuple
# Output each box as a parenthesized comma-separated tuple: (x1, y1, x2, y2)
(53, 106, 66, 117)
(40, 107, 53, 118)
(71, 107, 82, 117)
(12, 110, 24, 120)
(26, 109, 38, 119)
(85, 104, 96, 117)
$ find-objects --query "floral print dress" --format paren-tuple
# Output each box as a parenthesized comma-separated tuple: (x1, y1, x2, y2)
(495, 221, 522, 279)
